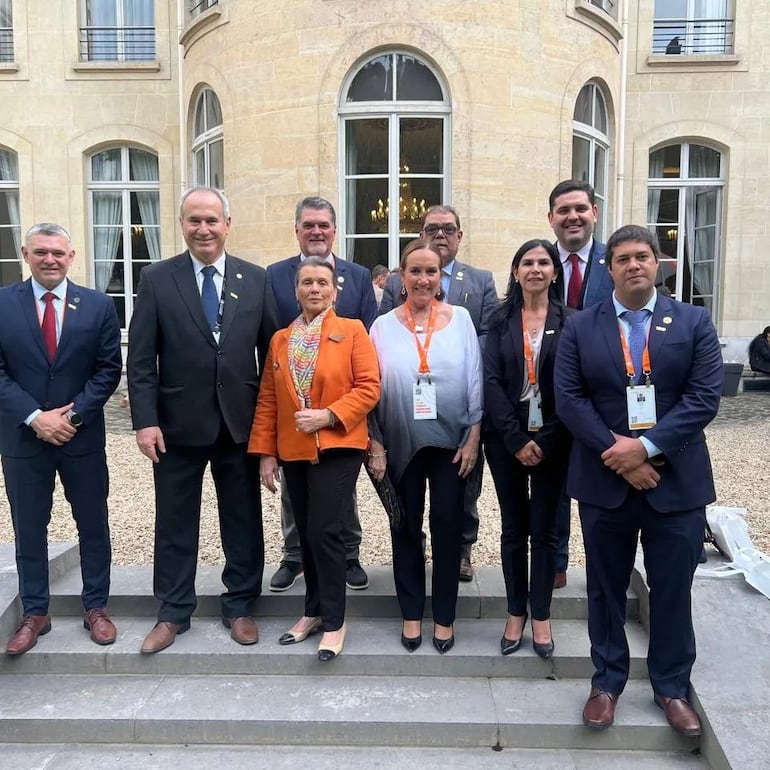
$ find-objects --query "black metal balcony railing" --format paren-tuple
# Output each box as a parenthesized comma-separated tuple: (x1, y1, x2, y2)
(79, 26, 156, 62)
(587, 0, 618, 21)
(0, 28, 12, 63)
(189, 0, 219, 18)
(652, 18, 734, 55)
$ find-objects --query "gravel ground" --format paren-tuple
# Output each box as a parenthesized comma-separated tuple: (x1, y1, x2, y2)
(0, 393, 768, 567)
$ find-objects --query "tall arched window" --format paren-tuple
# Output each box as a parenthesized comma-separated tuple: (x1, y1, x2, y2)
(572, 82, 610, 240)
(647, 142, 723, 320)
(0, 147, 21, 287)
(339, 50, 450, 270)
(88, 145, 160, 328)
(191, 88, 223, 189)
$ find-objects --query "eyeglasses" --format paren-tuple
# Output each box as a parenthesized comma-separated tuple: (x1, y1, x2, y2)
(423, 224, 458, 236)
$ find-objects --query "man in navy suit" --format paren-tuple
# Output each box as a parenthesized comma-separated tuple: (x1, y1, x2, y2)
(555, 225, 722, 736)
(548, 180, 615, 589)
(127, 187, 277, 653)
(0, 223, 122, 655)
(266, 196, 377, 592)
(380, 205, 498, 581)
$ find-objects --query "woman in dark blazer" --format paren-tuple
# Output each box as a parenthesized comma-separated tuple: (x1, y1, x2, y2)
(483, 239, 572, 658)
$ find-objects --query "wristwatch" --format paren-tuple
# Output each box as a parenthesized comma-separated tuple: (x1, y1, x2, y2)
(67, 410, 83, 428)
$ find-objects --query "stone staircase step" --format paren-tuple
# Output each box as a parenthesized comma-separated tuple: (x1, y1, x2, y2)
(48, 565, 638, 621)
(0, 742, 709, 768)
(0, 616, 649, 680)
(0, 674, 698, 753)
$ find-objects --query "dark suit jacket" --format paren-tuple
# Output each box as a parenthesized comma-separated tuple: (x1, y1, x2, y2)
(127, 251, 278, 446)
(554, 293, 723, 513)
(554, 240, 614, 310)
(483, 302, 573, 458)
(0, 279, 122, 458)
(267, 255, 378, 330)
(379, 259, 498, 339)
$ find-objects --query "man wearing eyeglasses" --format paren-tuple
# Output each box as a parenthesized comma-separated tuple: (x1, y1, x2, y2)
(380, 205, 498, 581)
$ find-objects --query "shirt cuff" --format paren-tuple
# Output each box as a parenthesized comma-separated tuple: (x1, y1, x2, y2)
(639, 436, 661, 458)
(25, 409, 42, 426)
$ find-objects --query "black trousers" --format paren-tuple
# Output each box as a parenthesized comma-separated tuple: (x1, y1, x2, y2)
(580, 495, 704, 698)
(282, 449, 363, 632)
(152, 425, 264, 623)
(3, 448, 111, 615)
(392, 446, 466, 626)
(555, 483, 571, 573)
(460, 451, 484, 559)
(484, 431, 565, 620)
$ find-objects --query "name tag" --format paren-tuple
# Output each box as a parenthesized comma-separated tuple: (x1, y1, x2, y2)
(528, 397, 543, 432)
(626, 384, 657, 430)
(413, 382, 437, 420)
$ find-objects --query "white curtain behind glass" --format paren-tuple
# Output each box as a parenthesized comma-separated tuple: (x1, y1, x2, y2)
(92, 192, 122, 293)
(647, 150, 666, 224)
(128, 150, 160, 262)
(693, 0, 729, 53)
(0, 150, 21, 265)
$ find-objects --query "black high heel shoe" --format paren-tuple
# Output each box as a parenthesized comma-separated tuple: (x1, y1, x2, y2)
(500, 612, 528, 656)
(432, 625, 455, 654)
(531, 619, 554, 659)
(401, 633, 422, 652)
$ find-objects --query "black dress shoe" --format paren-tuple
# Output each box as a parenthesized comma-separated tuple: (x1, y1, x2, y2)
(500, 635, 522, 655)
(432, 635, 455, 654)
(532, 619, 554, 659)
(401, 633, 422, 652)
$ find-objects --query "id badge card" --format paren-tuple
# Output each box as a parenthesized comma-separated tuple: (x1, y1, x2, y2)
(626, 384, 657, 430)
(413, 381, 437, 420)
(527, 397, 543, 432)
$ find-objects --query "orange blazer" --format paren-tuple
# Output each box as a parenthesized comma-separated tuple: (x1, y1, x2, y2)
(248, 311, 381, 462)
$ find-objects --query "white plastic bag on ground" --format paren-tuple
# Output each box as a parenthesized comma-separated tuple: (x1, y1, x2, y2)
(697, 506, 770, 599)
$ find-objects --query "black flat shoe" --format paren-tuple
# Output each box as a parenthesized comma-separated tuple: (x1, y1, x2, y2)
(432, 635, 455, 654)
(401, 633, 422, 652)
(500, 635, 522, 655)
(532, 619, 554, 659)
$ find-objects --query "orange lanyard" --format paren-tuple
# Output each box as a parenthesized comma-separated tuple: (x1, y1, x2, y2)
(618, 323, 652, 383)
(404, 300, 437, 377)
(521, 310, 537, 386)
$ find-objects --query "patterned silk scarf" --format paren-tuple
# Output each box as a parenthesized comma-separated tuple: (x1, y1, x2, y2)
(287, 308, 331, 408)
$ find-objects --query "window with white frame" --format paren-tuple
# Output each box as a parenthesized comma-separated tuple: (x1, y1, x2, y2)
(572, 82, 610, 241)
(189, 0, 218, 18)
(0, 0, 12, 63)
(80, 0, 155, 62)
(339, 50, 450, 271)
(89, 146, 160, 328)
(647, 142, 723, 320)
(0, 147, 21, 287)
(191, 88, 224, 189)
(652, 0, 734, 55)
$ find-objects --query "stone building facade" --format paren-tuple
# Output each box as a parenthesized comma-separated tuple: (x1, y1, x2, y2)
(0, 1, 765, 353)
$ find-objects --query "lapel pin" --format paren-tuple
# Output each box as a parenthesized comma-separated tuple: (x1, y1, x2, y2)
(655, 325, 666, 332)
(545, 329, 555, 335)
(236, 273, 243, 280)
(230, 292, 239, 299)
(73, 296, 80, 304)
(663, 316, 672, 324)
(328, 333, 345, 342)
(67, 303, 77, 310)
(599, 258, 606, 265)
(456, 271, 464, 281)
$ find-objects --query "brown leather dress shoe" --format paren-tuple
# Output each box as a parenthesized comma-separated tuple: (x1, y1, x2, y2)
(582, 687, 619, 729)
(6, 615, 51, 656)
(83, 608, 117, 645)
(459, 557, 474, 582)
(140, 621, 189, 654)
(223, 616, 259, 645)
(654, 694, 702, 736)
(553, 571, 567, 589)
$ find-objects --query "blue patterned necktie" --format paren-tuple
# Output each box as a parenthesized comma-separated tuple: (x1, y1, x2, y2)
(201, 265, 219, 331)
(623, 309, 650, 384)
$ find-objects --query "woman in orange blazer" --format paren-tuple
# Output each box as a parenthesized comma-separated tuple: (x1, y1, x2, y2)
(249, 257, 380, 661)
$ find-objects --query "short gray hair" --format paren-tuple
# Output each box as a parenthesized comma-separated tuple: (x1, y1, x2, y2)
(25, 223, 72, 249)
(179, 186, 230, 219)
(295, 256, 336, 287)
(295, 196, 336, 227)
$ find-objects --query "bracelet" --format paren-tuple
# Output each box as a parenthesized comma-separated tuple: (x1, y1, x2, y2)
(368, 450, 387, 458)
(327, 408, 336, 427)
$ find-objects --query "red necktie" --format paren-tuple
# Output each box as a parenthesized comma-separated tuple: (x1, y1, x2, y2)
(567, 252, 582, 309)
(41, 292, 58, 359)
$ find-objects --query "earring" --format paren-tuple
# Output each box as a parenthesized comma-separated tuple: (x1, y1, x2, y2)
(400, 285, 406, 298)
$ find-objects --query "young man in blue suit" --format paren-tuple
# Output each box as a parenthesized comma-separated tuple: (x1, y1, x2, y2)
(548, 180, 615, 589)
(0, 223, 122, 655)
(555, 225, 722, 736)
(379, 205, 499, 582)
(266, 196, 377, 592)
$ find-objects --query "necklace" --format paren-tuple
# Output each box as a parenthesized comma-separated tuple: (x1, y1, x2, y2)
(411, 310, 430, 332)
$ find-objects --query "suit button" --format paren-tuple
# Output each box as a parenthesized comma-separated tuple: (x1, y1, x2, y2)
(217, 382, 223, 389)
(49, 375, 55, 381)
(217, 351, 223, 357)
